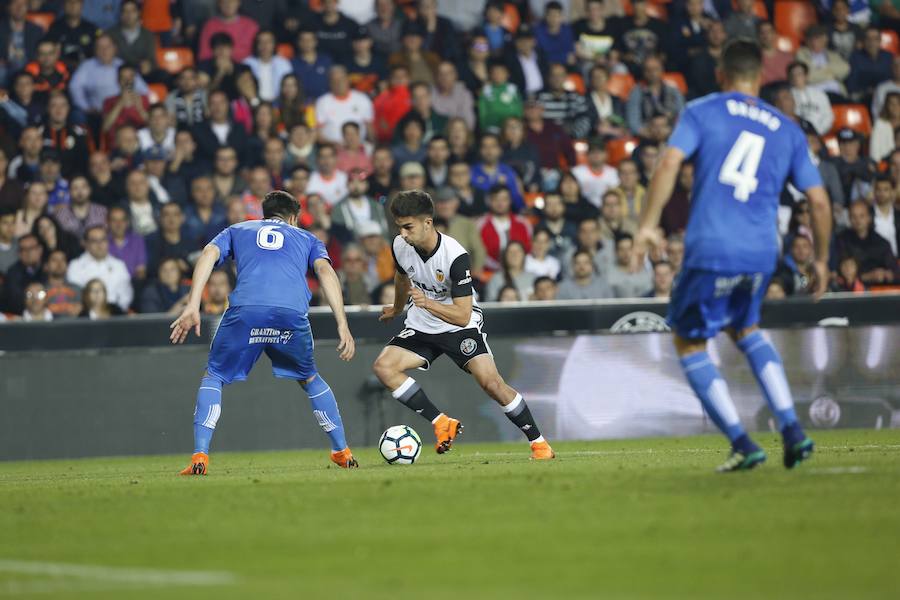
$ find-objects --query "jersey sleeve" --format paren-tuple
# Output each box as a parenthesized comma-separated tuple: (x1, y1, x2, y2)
(449, 253, 474, 298)
(788, 128, 824, 192)
(391, 238, 403, 272)
(210, 227, 233, 266)
(308, 235, 331, 270)
(667, 105, 701, 158)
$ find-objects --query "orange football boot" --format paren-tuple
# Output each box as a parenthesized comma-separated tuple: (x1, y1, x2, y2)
(433, 414, 463, 454)
(330, 448, 359, 468)
(179, 452, 209, 475)
(530, 440, 555, 460)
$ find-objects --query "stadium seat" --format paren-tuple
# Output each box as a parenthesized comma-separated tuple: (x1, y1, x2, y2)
(605, 137, 639, 167)
(607, 72, 635, 100)
(277, 43, 295, 59)
(774, 1, 817, 44)
(147, 83, 168, 103)
(523, 192, 542, 209)
(156, 47, 195, 74)
(662, 72, 687, 95)
(823, 134, 839, 157)
(501, 3, 521, 32)
(776, 35, 798, 53)
(25, 12, 54, 31)
(622, 0, 669, 20)
(564, 73, 585, 94)
(830, 104, 872, 136)
(881, 30, 899, 55)
(142, 0, 173, 33)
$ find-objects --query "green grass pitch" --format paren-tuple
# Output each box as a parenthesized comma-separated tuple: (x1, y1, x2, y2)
(1, 430, 898, 599)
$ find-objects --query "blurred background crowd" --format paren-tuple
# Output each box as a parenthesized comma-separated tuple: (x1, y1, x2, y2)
(0, 0, 899, 323)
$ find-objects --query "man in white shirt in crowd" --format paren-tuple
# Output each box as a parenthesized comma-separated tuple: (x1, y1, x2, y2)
(789, 61, 833, 135)
(306, 143, 348, 206)
(872, 55, 900, 117)
(872, 175, 899, 256)
(67, 225, 133, 311)
(315, 65, 374, 145)
(572, 140, 619, 208)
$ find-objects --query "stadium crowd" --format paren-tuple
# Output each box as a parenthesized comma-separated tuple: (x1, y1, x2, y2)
(0, 0, 899, 323)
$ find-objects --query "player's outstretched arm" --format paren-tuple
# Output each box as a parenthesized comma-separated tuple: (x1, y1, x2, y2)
(410, 289, 473, 328)
(380, 271, 410, 322)
(805, 185, 833, 299)
(169, 243, 221, 344)
(314, 257, 355, 361)
(633, 147, 686, 268)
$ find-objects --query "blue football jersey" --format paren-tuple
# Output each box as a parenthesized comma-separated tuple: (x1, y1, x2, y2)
(667, 91, 823, 274)
(210, 219, 330, 313)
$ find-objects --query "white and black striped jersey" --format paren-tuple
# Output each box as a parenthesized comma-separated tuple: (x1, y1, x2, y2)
(392, 233, 483, 334)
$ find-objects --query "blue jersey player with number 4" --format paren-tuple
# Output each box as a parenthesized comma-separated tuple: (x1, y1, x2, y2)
(169, 190, 359, 474)
(634, 40, 833, 472)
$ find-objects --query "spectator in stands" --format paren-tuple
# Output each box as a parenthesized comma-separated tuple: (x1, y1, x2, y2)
(54, 176, 106, 239)
(687, 20, 726, 99)
(479, 59, 523, 133)
(478, 184, 532, 272)
(367, 147, 396, 203)
(357, 222, 394, 285)
(537, 62, 591, 140)
(87, 152, 124, 209)
(872, 55, 900, 117)
(557, 249, 613, 300)
(198, 32, 248, 101)
(646, 260, 674, 298)
(193, 90, 249, 165)
(833, 254, 866, 293)
(400, 81, 447, 144)
(537, 192, 576, 261)
(110, 125, 143, 177)
(307, 143, 348, 207)
(724, 0, 760, 39)
(368, 0, 404, 60)
(0, 0, 42, 84)
(481, 1, 510, 55)
(78, 278, 124, 319)
(137, 104, 175, 158)
(372, 65, 411, 144)
(872, 175, 900, 256)
(285, 123, 316, 169)
(47, 0, 101, 71)
(586, 65, 626, 138)
(759, 21, 793, 86)
(106, 205, 146, 280)
(432, 61, 475, 131)
(661, 161, 694, 236)
(828, 0, 862, 62)
(33, 214, 80, 262)
(122, 170, 158, 236)
(203, 268, 232, 315)
(332, 169, 388, 238)
(164, 67, 207, 129)
(506, 24, 547, 97)
(225, 195, 247, 225)
(0, 149, 22, 215)
(292, 29, 332, 102)
(607, 233, 652, 298)
(9, 126, 43, 184)
(68, 225, 132, 310)
(38, 149, 70, 209)
(334, 122, 371, 176)
(345, 25, 385, 95)
(459, 34, 491, 95)
(42, 249, 80, 317)
(626, 55, 684, 137)
(423, 136, 451, 189)
(472, 134, 525, 212)
(532, 275, 558, 300)
(275, 75, 310, 134)
(668, 0, 713, 74)
(501, 117, 541, 192)
(666, 234, 684, 274)
(573, 141, 619, 208)
(871, 92, 900, 161)
(873, 0, 900, 32)
(69, 34, 148, 124)
(796, 24, 849, 95)
(144, 147, 186, 206)
(0, 209, 16, 272)
(0, 72, 38, 139)
(20, 281, 52, 321)
(140, 257, 190, 314)
(447, 116, 475, 162)
(198, 0, 259, 63)
(789, 61, 834, 135)
(559, 171, 598, 222)
(107, 0, 158, 81)
(315, 65, 374, 145)
(25, 39, 69, 104)
(446, 160, 486, 217)
(523, 98, 574, 183)
(535, 1, 575, 66)
(598, 190, 637, 242)
(389, 21, 440, 87)
(396, 162, 430, 200)
(847, 26, 894, 104)
(314, 0, 358, 64)
(613, 159, 644, 220)
(524, 227, 561, 280)
(145, 202, 192, 277)
(573, 0, 617, 67)
(837, 200, 898, 285)
(834, 128, 877, 202)
(485, 240, 536, 301)
(433, 187, 486, 275)
(230, 70, 262, 134)
(616, 0, 666, 76)
(775, 233, 818, 296)
(1, 232, 42, 314)
(42, 92, 90, 179)
(238, 166, 267, 219)
(183, 176, 226, 248)
(340, 243, 375, 305)
(242, 30, 293, 103)
(391, 115, 427, 165)
(13, 181, 47, 239)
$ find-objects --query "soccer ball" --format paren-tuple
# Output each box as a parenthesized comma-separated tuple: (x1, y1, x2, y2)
(379, 425, 422, 465)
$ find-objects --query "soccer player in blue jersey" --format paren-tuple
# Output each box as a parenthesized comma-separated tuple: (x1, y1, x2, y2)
(169, 190, 358, 474)
(634, 41, 833, 472)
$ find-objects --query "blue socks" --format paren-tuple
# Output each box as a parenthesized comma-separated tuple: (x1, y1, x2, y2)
(680, 351, 757, 453)
(737, 331, 799, 432)
(193, 376, 223, 454)
(302, 375, 348, 452)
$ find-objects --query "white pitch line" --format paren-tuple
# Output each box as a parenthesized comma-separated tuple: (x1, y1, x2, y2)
(473, 444, 900, 458)
(807, 466, 870, 475)
(0, 560, 235, 587)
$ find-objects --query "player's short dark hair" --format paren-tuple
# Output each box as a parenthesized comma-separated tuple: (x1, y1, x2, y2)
(722, 39, 762, 80)
(262, 190, 299, 219)
(390, 190, 434, 219)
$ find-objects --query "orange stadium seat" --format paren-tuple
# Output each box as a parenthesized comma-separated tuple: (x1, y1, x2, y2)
(142, 0, 173, 33)
(501, 3, 521, 32)
(25, 12, 54, 31)
(662, 72, 687, 95)
(606, 137, 639, 167)
(774, 1, 817, 44)
(881, 30, 899, 55)
(277, 43, 295, 59)
(607, 72, 635, 100)
(147, 83, 168, 103)
(564, 73, 585, 94)
(622, 0, 668, 20)
(830, 104, 872, 136)
(156, 47, 195, 74)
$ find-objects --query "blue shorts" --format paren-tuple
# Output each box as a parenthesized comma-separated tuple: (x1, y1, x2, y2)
(667, 268, 771, 340)
(206, 306, 317, 385)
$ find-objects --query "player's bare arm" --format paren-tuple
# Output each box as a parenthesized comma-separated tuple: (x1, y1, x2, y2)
(170, 243, 220, 344)
(633, 146, 686, 267)
(314, 257, 355, 361)
(380, 271, 410, 322)
(805, 185, 833, 299)
(410, 289, 473, 328)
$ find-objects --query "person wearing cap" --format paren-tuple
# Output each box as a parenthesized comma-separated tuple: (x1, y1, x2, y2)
(332, 168, 389, 239)
(478, 59, 523, 133)
(788, 61, 834, 136)
(38, 148, 71, 209)
(356, 220, 394, 285)
(433, 185, 486, 277)
(388, 20, 440, 87)
(396, 160, 430, 194)
(432, 61, 476, 131)
(345, 25, 386, 95)
(833, 127, 877, 202)
(795, 24, 850, 96)
(505, 23, 548, 97)
(242, 30, 293, 103)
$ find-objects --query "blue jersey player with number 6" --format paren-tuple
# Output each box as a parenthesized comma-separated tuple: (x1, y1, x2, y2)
(634, 40, 833, 472)
(169, 190, 359, 474)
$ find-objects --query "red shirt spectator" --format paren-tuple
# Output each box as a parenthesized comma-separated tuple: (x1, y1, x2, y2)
(198, 0, 260, 62)
(100, 64, 149, 150)
(372, 67, 411, 144)
(477, 185, 532, 272)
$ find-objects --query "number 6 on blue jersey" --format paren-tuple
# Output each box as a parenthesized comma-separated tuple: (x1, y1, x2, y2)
(256, 225, 284, 250)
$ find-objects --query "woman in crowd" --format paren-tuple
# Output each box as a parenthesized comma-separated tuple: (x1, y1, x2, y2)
(485, 241, 536, 302)
(447, 117, 475, 163)
(139, 257, 191, 314)
(232, 70, 262, 134)
(558, 172, 598, 221)
(501, 116, 541, 192)
(275, 74, 311, 133)
(458, 34, 491, 94)
(870, 92, 900, 162)
(32, 214, 80, 260)
(525, 228, 562, 280)
(79, 279, 124, 320)
(242, 30, 293, 103)
(14, 182, 48, 238)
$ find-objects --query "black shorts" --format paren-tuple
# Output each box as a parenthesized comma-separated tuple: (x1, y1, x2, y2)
(387, 327, 492, 371)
